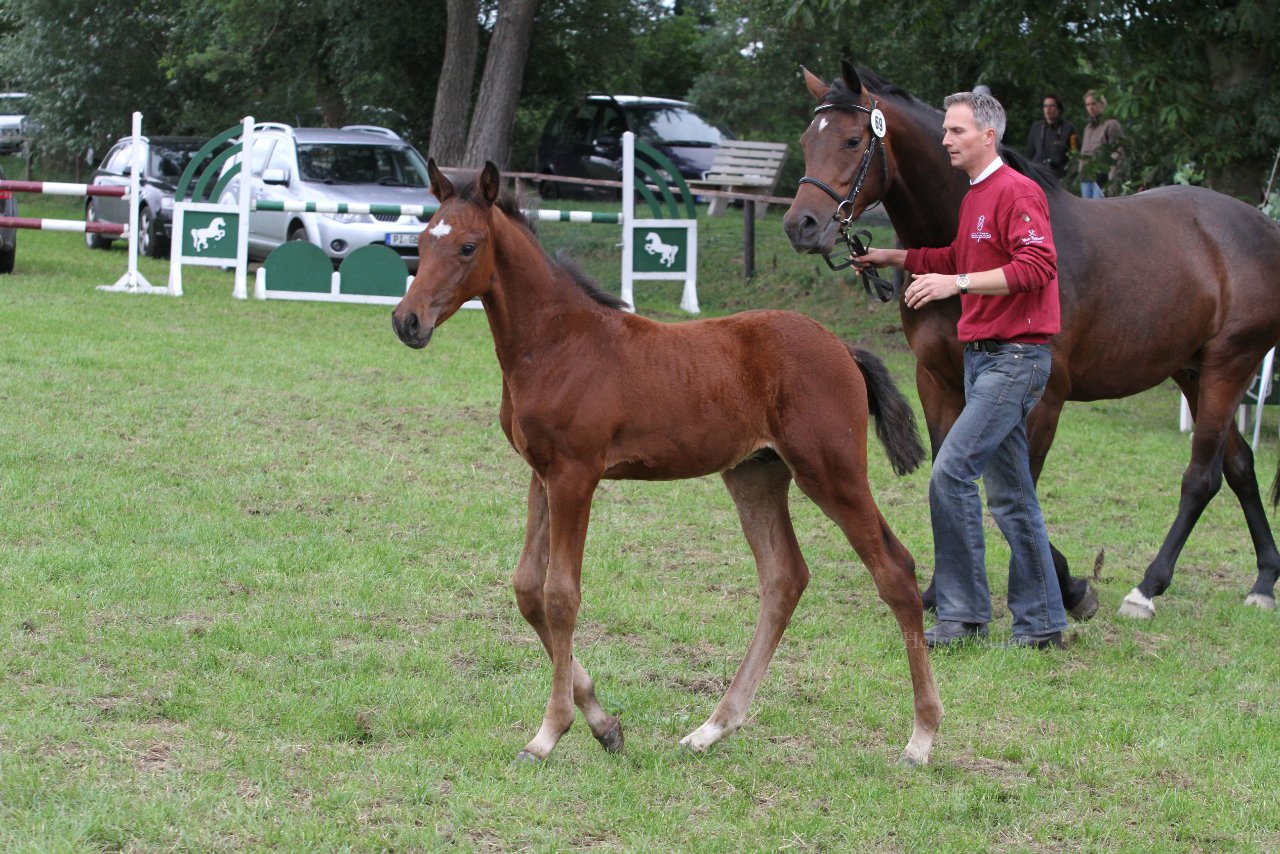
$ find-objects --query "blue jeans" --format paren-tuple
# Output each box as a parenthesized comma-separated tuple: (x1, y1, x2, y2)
(929, 343, 1067, 637)
(1080, 181, 1105, 199)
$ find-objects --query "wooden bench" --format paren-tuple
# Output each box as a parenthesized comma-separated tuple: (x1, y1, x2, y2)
(689, 140, 789, 217)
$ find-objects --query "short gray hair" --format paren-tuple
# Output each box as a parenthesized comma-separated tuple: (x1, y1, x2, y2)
(943, 91, 1007, 142)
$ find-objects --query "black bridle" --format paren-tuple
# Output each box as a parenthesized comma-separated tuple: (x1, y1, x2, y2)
(797, 96, 897, 302)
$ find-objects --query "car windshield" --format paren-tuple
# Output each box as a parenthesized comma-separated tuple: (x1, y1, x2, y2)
(0, 93, 28, 116)
(628, 106, 724, 146)
(149, 142, 206, 180)
(296, 142, 429, 186)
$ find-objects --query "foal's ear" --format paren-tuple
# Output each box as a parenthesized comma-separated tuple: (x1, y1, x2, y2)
(479, 161, 501, 206)
(801, 66, 828, 102)
(839, 59, 864, 97)
(428, 158, 454, 203)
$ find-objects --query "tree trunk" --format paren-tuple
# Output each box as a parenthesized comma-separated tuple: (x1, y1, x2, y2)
(462, 0, 539, 169)
(429, 0, 480, 167)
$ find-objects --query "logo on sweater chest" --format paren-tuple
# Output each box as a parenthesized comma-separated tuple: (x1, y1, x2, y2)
(970, 213, 993, 242)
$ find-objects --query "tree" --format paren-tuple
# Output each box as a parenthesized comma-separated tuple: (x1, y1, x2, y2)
(429, 0, 481, 166)
(463, 0, 539, 168)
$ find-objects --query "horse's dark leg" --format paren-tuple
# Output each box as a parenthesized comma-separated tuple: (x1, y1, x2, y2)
(681, 458, 809, 752)
(1220, 430, 1280, 608)
(1026, 394, 1099, 620)
(1221, 429, 1280, 609)
(1120, 378, 1242, 618)
(789, 451, 942, 766)
(513, 469, 616, 761)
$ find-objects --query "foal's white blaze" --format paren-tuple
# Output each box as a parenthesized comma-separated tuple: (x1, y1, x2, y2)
(429, 220, 452, 238)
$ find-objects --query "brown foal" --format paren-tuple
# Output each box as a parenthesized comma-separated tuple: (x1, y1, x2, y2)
(392, 160, 942, 765)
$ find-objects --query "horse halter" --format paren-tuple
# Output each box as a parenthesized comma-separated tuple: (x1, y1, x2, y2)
(797, 96, 896, 302)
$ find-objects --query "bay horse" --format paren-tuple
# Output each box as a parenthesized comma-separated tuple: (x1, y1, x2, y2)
(392, 160, 942, 765)
(784, 61, 1280, 620)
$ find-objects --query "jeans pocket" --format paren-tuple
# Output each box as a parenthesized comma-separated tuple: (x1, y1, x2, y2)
(1028, 361, 1049, 404)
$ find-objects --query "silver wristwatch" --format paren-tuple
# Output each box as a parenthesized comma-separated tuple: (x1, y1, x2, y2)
(956, 273, 970, 295)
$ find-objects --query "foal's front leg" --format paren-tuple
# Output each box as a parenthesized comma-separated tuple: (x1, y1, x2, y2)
(511, 474, 622, 759)
(514, 466, 608, 762)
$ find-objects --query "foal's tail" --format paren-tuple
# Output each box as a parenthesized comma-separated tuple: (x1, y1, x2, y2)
(848, 345, 926, 476)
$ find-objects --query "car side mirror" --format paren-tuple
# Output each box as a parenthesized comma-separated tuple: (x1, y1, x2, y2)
(592, 135, 619, 151)
(262, 167, 289, 185)
(120, 164, 132, 177)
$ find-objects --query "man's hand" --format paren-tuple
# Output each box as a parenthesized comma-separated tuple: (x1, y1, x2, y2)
(904, 273, 960, 309)
(851, 247, 907, 270)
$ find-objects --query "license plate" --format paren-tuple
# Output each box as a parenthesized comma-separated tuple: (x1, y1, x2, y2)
(386, 232, 419, 247)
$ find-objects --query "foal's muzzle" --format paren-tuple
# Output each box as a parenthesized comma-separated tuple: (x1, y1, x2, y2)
(391, 309, 434, 349)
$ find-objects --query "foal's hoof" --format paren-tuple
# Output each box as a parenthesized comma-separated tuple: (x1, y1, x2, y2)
(1067, 582, 1100, 622)
(513, 750, 543, 765)
(595, 719, 625, 753)
(1244, 592, 1277, 611)
(1118, 588, 1155, 620)
(896, 752, 924, 768)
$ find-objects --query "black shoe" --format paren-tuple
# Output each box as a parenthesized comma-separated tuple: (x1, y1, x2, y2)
(1005, 631, 1065, 650)
(924, 620, 988, 648)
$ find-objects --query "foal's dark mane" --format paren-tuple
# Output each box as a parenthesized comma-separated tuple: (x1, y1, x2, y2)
(452, 175, 628, 312)
(825, 67, 1063, 195)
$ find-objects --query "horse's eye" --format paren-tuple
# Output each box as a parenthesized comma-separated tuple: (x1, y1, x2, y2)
(845, 137, 862, 150)
(460, 243, 476, 257)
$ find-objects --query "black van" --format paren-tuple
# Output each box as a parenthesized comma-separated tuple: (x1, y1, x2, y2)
(535, 95, 730, 199)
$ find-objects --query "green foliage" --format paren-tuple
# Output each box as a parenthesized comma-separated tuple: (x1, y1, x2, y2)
(0, 0, 1275, 195)
(770, 0, 1279, 196)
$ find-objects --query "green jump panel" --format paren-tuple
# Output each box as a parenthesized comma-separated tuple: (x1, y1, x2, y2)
(338, 245, 410, 297)
(263, 241, 333, 293)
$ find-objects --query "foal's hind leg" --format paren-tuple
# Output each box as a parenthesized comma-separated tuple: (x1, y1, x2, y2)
(511, 474, 622, 757)
(680, 458, 809, 752)
(790, 462, 942, 766)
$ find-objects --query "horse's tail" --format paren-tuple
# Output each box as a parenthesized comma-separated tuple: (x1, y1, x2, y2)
(848, 344, 926, 476)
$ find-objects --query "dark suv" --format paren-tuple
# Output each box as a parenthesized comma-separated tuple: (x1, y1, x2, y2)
(85, 136, 211, 258)
(536, 95, 730, 199)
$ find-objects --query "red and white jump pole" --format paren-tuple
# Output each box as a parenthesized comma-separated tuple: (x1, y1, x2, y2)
(0, 112, 172, 294)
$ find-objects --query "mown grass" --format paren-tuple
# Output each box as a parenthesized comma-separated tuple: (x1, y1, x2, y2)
(2, 179, 1279, 852)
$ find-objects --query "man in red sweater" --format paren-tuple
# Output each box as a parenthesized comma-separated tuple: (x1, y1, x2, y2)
(857, 91, 1068, 649)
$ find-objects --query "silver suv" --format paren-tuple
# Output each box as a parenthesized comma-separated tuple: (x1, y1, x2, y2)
(221, 123, 437, 269)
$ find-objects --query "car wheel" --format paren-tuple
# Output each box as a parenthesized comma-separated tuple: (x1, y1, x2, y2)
(138, 205, 165, 259)
(288, 223, 308, 243)
(0, 240, 14, 274)
(538, 179, 561, 200)
(84, 200, 112, 250)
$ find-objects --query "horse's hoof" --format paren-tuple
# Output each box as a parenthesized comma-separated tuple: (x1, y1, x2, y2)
(896, 751, 925, 768)
(1067, 582, 1100, 622)
(1244, 593, 1277, 611)
(595, 720, 625, 753)
(513, 750, 542, 765)
(1118, 588, 1155, 620)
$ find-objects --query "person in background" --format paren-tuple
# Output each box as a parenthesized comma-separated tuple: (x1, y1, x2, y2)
(1025, 94, 1078, 180)
(854, 90, 1069, 651)
(1079, 90, 1124, 198)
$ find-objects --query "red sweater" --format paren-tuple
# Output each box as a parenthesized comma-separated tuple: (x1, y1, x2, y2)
(903, 163, 1060, 343)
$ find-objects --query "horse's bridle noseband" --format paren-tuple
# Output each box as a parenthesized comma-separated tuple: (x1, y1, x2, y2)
(798, 96, 896, 301)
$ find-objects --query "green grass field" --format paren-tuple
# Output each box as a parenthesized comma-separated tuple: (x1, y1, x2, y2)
(2, 184, 1279, 852)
